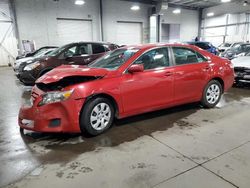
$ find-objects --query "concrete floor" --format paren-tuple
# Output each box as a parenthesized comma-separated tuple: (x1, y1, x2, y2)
(0, 67, 250, 188)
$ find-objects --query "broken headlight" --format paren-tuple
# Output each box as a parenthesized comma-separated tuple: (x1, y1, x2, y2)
(38, 90, 74, 106)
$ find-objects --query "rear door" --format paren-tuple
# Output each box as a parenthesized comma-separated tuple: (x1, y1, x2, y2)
(171, 47, 210, 103)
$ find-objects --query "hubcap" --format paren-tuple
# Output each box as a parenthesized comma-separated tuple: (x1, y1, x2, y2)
(206, 84, 220, 104)
(90, 103, 111, 131)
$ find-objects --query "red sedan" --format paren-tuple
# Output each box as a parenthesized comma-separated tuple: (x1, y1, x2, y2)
(19, 44, 234, 135)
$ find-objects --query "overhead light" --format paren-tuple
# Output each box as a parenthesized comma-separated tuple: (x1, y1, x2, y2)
(173, 9, 181, 14)
(131, 5, 140, 11)
(243, 1, 248, 6)
(221, 0, 231, 2)
(75, 0, 85, 5)
(207, 12, 214, 17)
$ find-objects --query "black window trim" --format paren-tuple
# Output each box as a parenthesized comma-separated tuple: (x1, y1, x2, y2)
(170, 46, 208, 67)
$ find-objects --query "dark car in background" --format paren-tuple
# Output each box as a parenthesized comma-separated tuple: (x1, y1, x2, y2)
(187, 41, 218, 55)
(16, 46, 58, 60)
(220, 43, 250, 60)
(17, 42, 119, 85)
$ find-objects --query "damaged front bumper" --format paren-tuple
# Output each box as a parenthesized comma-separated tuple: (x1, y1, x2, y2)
(18, 85, 85, 133)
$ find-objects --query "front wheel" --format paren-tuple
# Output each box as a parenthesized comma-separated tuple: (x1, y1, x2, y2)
(80, 97, 114, 136)
(201, 80, 222, 108)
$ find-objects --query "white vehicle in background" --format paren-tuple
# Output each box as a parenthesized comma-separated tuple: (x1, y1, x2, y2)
(13, 47, 57, 72)
(232, 53, 250, 84)
(218, 42, 243, 53)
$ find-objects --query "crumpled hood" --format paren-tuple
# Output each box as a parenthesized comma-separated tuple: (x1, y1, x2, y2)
(232, 56, 250, 68)
(36, 65, 110, 84)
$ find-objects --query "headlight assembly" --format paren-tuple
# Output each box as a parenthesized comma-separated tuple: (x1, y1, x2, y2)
(38, 90, 74, 106)
(24, 61, 40, 71)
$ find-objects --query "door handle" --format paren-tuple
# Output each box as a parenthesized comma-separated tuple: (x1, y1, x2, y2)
(164, 71, 173, 76)
(202, 66, 210, 71)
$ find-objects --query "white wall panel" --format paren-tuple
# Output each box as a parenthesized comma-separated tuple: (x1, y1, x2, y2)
(204, 15, 227, 27)
(116, 22, 142, 45)
(57, 19, 93, 45)
(204, 27, 225, 37)
(102, 0, 150, 44)
(0, 0, 18, 66)
(15, 0, 100, 50)
(161, 8, 199, 42)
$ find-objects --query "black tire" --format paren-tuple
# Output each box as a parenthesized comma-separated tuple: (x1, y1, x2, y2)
(80, 97, 115, 136)
(19, 127, 24, 134)
(201, 80, 222, 108)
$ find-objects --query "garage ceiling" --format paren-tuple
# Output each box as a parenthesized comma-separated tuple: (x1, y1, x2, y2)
(166, 0, 239, 9)
(123, 0, 241, 9)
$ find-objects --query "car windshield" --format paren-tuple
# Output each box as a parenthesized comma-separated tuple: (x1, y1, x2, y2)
(34, 48, 55, 58)
(47, 44, 71, 57)
(88, 48, 139, 70)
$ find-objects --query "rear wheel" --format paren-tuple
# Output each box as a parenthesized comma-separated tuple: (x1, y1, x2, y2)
(201, 80, 222, 108)
(80, 97, 114, 136)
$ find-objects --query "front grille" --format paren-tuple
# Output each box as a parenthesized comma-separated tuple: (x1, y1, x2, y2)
(234, 67, 250, 78)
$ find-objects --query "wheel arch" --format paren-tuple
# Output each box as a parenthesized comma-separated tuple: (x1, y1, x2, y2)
(81, 93, 120, 118)
(38, 67, 53, 78)
(210, 77, 225, 93)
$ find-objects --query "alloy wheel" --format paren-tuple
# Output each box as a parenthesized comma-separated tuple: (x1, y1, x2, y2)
(206, 84, 221, 104)
(90, 103, 111, 131)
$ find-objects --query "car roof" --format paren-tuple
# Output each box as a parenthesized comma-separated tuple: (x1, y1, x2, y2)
(187, 41, 210, 44)
(121, 43, 199, 51)
(66, 41, 116, 45)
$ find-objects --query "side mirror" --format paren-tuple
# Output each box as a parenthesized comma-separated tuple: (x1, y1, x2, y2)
(128, 64, 144, 73)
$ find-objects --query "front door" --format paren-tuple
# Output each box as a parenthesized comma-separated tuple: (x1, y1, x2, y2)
(121, 47, 174, 115)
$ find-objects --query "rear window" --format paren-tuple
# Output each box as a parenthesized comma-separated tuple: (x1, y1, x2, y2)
(92, 44, 107, 54)
(173, 47, 207, 65)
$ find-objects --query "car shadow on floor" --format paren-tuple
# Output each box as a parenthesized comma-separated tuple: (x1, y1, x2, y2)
(19, 102, 201, 163)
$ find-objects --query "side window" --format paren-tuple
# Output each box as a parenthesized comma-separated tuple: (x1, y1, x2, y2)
(92, 44, 106, 54)
(173, 47, 200, 65)
(134, 48, 170, 70)
(77, 44, 89, 55)
(64, 45, 77, 57)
